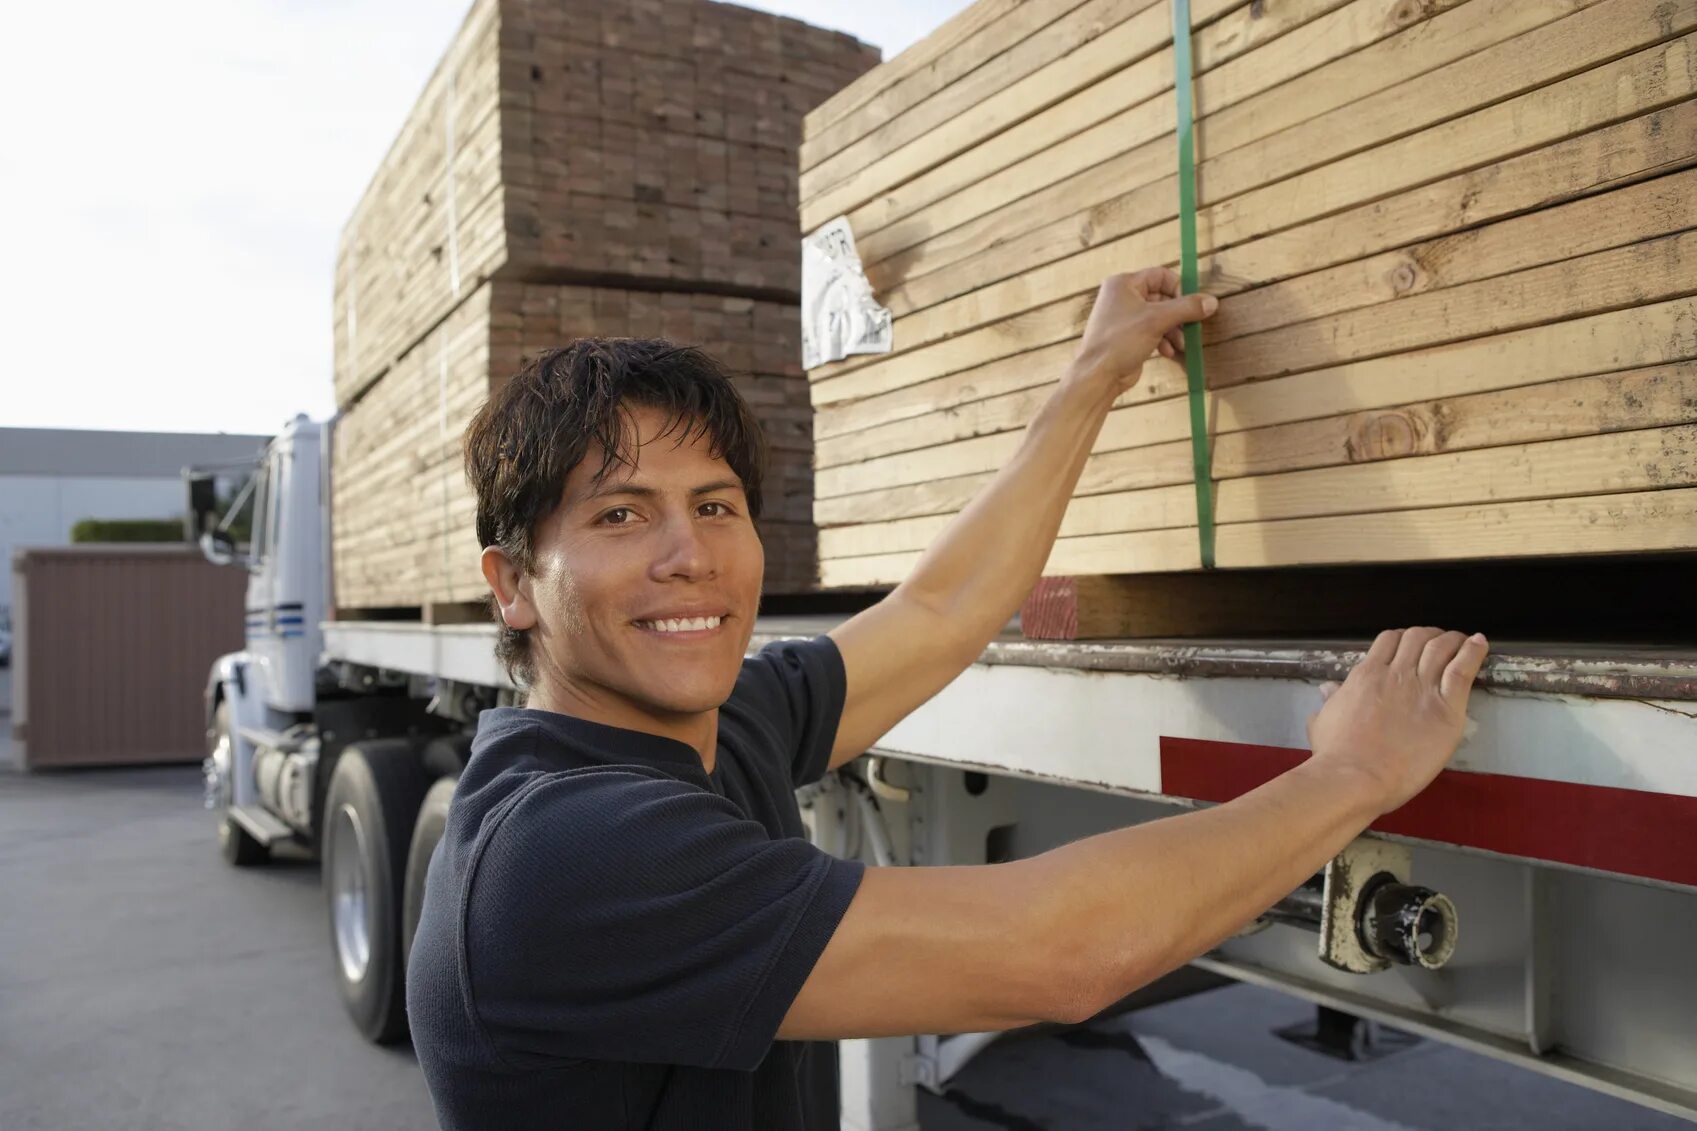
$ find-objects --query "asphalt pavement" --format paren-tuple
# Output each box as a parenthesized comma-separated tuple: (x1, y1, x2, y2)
(1, 726, 1689, 1131)
(0, 743, 437, 1131)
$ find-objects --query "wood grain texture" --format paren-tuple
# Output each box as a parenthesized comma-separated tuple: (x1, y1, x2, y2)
(809, 101, 1697, 407)
(815, 171, 1697, 471)
(821, 486, 1697, 585)
(811, 27, 1697, 392)
(333, 281, 819, 608)
(333, 0, 878, 407)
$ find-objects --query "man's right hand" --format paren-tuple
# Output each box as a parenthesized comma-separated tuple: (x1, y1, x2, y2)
(1307, 627, 1490, 816)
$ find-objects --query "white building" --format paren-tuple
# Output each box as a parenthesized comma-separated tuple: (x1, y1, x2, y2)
(0, 427, 271, 627)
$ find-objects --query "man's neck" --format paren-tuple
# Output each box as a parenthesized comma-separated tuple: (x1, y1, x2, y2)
(524, 680, 720, 773)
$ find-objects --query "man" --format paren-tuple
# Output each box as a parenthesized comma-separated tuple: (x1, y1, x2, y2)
(407, 269, 1488, 1129)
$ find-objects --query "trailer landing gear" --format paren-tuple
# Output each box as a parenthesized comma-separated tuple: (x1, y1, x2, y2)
(1276, 1004, 1421, 1062)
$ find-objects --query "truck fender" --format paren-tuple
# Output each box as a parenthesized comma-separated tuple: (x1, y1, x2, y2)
(206, 652, 263, 808)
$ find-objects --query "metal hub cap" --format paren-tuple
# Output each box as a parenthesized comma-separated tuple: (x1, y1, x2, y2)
(205, 729, 232, 811)
(329, 803, 373, 984)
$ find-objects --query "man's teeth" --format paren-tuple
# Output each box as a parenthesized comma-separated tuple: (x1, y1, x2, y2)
(641, 616, 723, 633)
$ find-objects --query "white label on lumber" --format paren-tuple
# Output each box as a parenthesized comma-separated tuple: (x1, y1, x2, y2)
(802, 217, 892, 369)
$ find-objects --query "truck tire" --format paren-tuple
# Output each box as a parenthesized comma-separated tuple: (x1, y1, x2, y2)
(401, 775, 458, 973)
(211, 702, 268, 868)
(323, 738, 432, 1044)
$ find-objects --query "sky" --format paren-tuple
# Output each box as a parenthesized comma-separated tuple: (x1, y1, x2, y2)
(0, 0, 955, 438)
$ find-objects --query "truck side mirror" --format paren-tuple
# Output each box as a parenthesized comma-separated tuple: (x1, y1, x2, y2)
(185, 472, 219, 538)
(200, 528, 239, 566)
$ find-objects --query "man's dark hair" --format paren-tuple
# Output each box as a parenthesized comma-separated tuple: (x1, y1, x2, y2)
(463, 338, 767, 686)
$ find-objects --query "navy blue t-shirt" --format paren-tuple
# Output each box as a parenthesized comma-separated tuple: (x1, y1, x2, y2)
(407, 635, 865, 1130)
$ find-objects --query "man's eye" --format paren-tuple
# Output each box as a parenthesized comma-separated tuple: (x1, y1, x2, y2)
(699, 501, 733, 517)
(599, 507, 634, 525)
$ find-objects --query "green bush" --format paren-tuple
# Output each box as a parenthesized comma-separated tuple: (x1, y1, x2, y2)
(70, 518, 188, 544)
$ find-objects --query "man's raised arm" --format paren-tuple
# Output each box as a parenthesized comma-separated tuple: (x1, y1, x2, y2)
(824, 269, 1219, 768)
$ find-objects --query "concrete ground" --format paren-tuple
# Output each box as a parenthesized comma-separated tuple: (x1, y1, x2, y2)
(0, 739, 437, 1131)
(0, 722, 1689, 1131)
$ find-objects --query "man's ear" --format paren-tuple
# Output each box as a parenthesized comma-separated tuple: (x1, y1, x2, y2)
(481, 546, 537, 631)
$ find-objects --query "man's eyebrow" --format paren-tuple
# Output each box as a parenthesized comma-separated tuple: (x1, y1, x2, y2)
(582, 478, 744, 502)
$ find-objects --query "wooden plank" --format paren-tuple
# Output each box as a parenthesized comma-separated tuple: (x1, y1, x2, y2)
(1204, 230, 1697, 389)
(801, 0, 1021, 147)
(818, 15, 1697, 382)
(813, 297, 1697, 519)
(801, 0, 1097, 172)
(1214, 423, 1697, 524)
(820, 419, 1697, 557)
(1019, 559, 1697, 640)
(820, 171, 1697, 469)
(845, 30, 1697, 375)
(816, 295, 1697, 501)
(820, 486, 1697, 585)
(1213, 361, 1697, 479)
(800, 0, 1355, 231)
(1211, 166, 1697, 343)
(813, 340, 1086, 442)
(802, 0, 1245, 166)
(802, 0, 1179, 228)
(336, 0, 874, 407)
(336, 278, 822, 607)
(867, 0, 1623, 316)
(810, 101, 1697, 406)
(856, 0, 1504, 278)
(816, 356, 1188, 469)
(801, 0, 1163, 202)
(1208, 485, 1697, 568)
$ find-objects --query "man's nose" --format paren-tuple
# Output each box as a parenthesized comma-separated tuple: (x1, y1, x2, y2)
(650, 512, 715, 581)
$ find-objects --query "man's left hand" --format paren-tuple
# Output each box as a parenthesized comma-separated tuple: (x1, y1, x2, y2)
(1068, 268, 1219, 397)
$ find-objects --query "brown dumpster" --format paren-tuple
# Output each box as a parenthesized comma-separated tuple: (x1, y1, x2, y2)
(10, 545, 247, 769)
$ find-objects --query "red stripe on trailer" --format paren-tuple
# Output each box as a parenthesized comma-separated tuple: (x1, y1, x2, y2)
(1159, 737, 1697, 889)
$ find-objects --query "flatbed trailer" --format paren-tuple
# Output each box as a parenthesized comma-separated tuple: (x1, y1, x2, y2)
(318, 613, 1697, 1126)
(193, 416, 1696, 1124)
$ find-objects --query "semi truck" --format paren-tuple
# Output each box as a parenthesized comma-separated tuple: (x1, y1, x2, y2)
(188, 412, 1697, 1127)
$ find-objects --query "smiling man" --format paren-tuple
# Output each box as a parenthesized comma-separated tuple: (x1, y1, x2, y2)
(406, 271, 1488, 1131)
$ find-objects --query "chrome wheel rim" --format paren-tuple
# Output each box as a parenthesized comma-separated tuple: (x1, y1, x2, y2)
(329, 803, 372, 984)
(206, 726, 233, 841)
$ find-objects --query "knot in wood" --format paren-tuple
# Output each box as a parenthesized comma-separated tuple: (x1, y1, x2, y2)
(1347, 409, 1431, 462)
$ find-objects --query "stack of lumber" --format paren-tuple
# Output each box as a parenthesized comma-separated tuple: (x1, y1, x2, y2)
(330, 0, 878, 610)
(800, 0, 1697, 591)
(332, 282, 813, 608)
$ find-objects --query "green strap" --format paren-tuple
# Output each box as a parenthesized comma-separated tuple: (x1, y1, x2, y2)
(1171, 0, 1216, 568)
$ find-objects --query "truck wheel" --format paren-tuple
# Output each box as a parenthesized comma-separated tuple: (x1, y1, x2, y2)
(402, 775, 458, 973)
(210, 702, 268, 868)
(323, 739, 431, 1044)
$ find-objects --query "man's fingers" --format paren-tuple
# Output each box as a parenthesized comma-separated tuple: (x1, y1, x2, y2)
(1318, 680, 1342, 702)
(1155, 292, 1218, 327)
(1365, 629, 1403, 666)
(1393, 626, 1443, 671)
(1417, 630, 1469, 683)
(1123, 267, 1179, 299)
(1440, 633, 1490, 702)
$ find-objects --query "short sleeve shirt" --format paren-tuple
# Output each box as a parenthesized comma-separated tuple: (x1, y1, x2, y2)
(407, 635, 864, 1131)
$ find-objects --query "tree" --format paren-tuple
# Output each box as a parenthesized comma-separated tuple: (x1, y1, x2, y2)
(70, 519, 187, 543)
